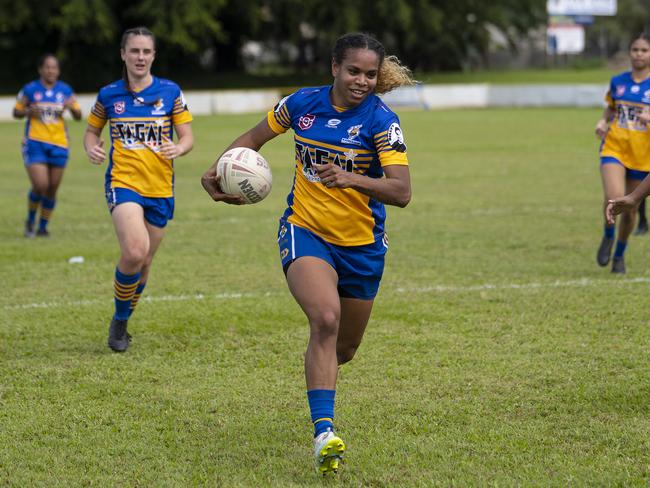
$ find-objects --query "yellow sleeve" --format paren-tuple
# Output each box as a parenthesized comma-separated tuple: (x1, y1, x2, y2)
(605, 91, 615, 110)
(172, 94, 193, 125)
(379, 150, 408, 167)
(87, 100, 107, 129)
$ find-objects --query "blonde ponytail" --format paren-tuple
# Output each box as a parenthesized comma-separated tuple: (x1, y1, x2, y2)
(376, 55, 415, 94)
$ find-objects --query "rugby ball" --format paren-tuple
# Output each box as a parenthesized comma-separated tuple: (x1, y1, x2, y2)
(216, 147, 272, 204)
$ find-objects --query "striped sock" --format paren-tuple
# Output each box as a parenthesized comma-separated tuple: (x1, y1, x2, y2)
(308, 389, 335, 437)
(113, 268, 140, 321)
(27, 191, 42, 225)
(39, 197, 56, 231)
(128, 281, 147, 318)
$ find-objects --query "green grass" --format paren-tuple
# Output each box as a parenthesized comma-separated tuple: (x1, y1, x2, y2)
(2, 108, 650, 486)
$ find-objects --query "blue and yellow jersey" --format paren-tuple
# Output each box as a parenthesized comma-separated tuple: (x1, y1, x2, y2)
(87, 77, 193, 198)
(15, 80, 79, 148)
(601, 71, 650, 171)
(267, 86, 408, 246)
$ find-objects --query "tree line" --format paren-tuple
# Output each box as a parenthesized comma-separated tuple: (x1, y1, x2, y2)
(1, 0, 648, 93)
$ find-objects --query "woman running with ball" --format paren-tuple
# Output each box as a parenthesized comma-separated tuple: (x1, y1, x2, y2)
(84, 27, 194, 352)
(202, 32, 413, 475)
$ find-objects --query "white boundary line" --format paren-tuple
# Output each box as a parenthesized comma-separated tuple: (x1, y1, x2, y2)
(4, 276, 650, 311)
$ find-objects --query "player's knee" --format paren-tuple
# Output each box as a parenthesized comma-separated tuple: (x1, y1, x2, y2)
(337, 343, 360, 365)
(310, 310, 339, 339)
(32, 183, 47, 195)
(121, 244, 148, 268)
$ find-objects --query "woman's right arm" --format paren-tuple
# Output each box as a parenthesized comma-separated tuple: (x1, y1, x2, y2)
(595, 106, 615, 140)
(13, 95, 35, 119)
(201, 117, 279, 204)
(84, 125, 106, 165)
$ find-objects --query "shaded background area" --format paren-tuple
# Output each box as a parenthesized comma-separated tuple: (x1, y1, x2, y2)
(1, 0, 649, 93)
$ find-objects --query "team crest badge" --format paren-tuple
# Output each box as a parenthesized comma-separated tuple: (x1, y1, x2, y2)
(34, 92, 42, 101)
(631, 85, 640, 94)
(298, 114, 316, 130)
(114, 101, 125, 114)
(616, 85, 626, 97)
(151, 98, 165, 115)
(341, 124, 363, 146)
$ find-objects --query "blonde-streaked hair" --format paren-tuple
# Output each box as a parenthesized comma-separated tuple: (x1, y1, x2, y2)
(376, 54, 415, 94)
(332, 32, 415, 94)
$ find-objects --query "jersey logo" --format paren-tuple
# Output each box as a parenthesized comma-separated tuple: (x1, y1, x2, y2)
(616, 85, 626, 97)
(644, 90, 650, 103)
(631, 85, 640, 94)
(387, 123, 407, 152)
(34, 92, 42, 101)
(341, 124, 363, 146)
(114, 101, 125, 114)
(295, 142, 356, 182)
(298, 114, 316, 130)
(325, 119, 341, 128)
(114, 121, 164, 150)
(151, 99, 165, 115)
(55, 92, 64, 102)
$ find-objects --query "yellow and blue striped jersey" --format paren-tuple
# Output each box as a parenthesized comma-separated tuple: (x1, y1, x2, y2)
(15, 80, 79, 148)
(268, 86, 408, 246)
(601, 71, 650, 171)
(87, 77, 193, 198)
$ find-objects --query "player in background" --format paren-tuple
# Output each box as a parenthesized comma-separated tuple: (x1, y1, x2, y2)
(84, 27, 194, 352)
(201, 32, 413, 475)
(595, 33, 650, 273)
(635, 198, 648, 234)
(14, 54, 82, 237)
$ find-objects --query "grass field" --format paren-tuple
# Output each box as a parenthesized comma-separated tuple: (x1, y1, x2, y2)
(2, 108, 650, 487)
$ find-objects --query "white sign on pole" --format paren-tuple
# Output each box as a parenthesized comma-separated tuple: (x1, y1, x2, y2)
(547, 24, 586, 54)
(547, 0, 617, 15)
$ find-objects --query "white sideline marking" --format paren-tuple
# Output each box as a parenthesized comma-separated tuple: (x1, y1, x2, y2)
(4, 277, 650, 311)
(394, 277, 650, 293)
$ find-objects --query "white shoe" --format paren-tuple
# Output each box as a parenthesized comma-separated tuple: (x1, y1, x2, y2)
(313, 430, 345, 475)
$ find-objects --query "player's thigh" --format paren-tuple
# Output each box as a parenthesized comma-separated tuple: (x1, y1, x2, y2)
(286, 256, 340, 326)
(111, 202, 149, 255)
(337, 297, 374, 349)
(600, 163, 627, 200)
(25, 163, 49, 193)
(626, 175, 645, 196)
(144, 220, 166, 260)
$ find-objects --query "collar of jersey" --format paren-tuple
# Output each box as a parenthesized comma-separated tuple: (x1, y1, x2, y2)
(324, 85, 374, 114)
(120, 76, 158, 98)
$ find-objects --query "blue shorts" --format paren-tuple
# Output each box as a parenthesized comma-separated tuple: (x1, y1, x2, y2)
(22, 140, 69, 167)
(600, 157, 649, 181)
(105, 187, 174, 228)
(277, 220, 388, 300)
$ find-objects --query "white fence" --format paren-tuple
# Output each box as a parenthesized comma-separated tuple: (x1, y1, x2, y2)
(0, 83, 608, 121)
